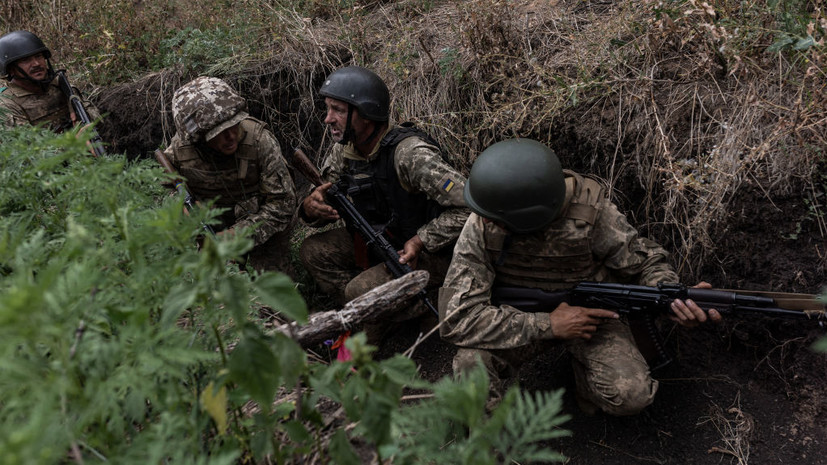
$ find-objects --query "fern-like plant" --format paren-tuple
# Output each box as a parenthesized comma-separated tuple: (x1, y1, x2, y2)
(0, 124, 571, 464)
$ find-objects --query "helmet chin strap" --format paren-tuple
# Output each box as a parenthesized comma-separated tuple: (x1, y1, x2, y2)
(338, 104, 382, 149)
(338, 106, 356, 145)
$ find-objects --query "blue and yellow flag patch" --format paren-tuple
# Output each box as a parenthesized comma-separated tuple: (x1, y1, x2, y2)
(442, 179, 455, 192)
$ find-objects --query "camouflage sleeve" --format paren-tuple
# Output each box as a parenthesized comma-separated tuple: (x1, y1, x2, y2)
(393, 137, 470, 251)
(233, 131, 297, 246)
(319, 144, 345, 185)
(591, 198, 679, 286)
(439, 214, 556, 349)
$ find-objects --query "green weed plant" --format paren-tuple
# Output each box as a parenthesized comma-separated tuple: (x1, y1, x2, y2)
(0, 124, 568, 463)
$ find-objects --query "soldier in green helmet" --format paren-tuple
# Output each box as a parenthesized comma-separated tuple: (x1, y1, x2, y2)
(162, 76, 297, 276)
(439, 138, 721, 415)
(299, 65, 469, 340)
(0, 30, 100, 131)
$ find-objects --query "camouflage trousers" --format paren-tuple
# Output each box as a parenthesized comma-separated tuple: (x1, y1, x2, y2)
(452, 319, 657, 416)
(299, 226, 450, 340)
(245, 227, 296, 279)
(213, 212, 297, 279)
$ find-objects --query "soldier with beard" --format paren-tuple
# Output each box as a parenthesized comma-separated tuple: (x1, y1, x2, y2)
(0, 30, 100, 131)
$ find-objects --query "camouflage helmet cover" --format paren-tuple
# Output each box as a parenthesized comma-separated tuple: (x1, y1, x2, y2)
(319, 66, 390, 121)
(464, 138, 567, 234)
(0, 30, 52, 77)
(172, 76, 248, 143)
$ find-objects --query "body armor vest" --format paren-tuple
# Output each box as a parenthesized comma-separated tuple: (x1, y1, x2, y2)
(2, 80, 73, 132)
(172, 118, 266, 223)
(341, 123, 445, 248)
(485, 171, 608, 290)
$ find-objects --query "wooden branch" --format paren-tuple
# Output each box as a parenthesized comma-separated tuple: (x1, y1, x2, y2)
(274, 270, 430, 348)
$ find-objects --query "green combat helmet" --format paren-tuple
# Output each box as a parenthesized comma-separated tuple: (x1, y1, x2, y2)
(0, 30, 54, 82)
(319, 65, 390, 122)
(172, 76, 248, 143)
(464, 138, 567, 234)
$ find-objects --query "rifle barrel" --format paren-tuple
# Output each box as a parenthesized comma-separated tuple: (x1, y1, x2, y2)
(56, 70, 106, 157)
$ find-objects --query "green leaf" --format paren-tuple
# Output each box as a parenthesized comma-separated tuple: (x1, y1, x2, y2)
(271, 334, 306, 387)
(328, 429, 361, 465)
(767, 36, 794, 53)
(228, 327, 281, 406)
(161, 284, 198, 327)
(793, 36, 815, 50)
(217, 274, 251, 323)
(250, 272, 308, 323)
(200, 381, 229, 434)
(283, 420, 311, 444)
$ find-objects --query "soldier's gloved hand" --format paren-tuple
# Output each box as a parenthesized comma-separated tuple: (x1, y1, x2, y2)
(670, 281, 723, 327)
(398, 235, 424, 268)
(302, 182, 339, 221)
(549, 303, 619, 340)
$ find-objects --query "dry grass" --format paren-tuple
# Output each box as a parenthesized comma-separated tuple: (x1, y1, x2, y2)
(7, 0, 826, 281)
(699, 392, 754, 464)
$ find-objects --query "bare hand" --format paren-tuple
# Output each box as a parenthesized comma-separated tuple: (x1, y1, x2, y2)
(302, 182, 339, 221)
(550, 302, 619, 340)
(398, 235, 424, 268)
(670, 281, 723, 327)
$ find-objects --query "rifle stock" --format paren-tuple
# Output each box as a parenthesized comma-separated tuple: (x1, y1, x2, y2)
(154, 149, 217, 238)
(290, 147, 324, 188)
(492, 282, 826, 370)
(56, 70, 106, 157)
(290, 147, 439, 316)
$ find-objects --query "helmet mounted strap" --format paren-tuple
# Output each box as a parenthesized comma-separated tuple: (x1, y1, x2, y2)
(341, 103, 383, 149)
(340, 105, 355, 145)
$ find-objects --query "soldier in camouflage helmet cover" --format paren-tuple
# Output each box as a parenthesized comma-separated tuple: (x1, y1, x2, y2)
(0, 30, 101, 131)
(299, 66, 470, 343)
(439, 138, 721, 415)
(163, 76, 298, 276)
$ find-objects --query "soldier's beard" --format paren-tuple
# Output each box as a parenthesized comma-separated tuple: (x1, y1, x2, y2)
(13, 63, 55, 90)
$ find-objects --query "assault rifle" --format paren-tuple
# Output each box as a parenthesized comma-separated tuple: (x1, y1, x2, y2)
(290, 147, 439, 316)
(56, 70, 106, 157)
(492, 281, 827, 370)
(154, 149, 217, 238)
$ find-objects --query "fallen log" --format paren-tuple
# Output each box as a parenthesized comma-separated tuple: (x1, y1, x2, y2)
(274, 269, 430, 348)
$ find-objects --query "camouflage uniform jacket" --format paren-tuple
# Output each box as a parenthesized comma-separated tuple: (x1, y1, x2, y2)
(0, 76, 100, 131)
(163, 117, 297, 247)
(439, 171, 679, 350)
(313, 123, 469, 252)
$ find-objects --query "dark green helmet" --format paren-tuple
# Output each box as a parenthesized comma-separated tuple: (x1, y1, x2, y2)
(319, 66, 389, 121)
(464, 138, 566, 234)
(0, 30, 51, 78)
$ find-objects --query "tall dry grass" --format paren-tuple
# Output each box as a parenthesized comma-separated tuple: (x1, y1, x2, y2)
(6, 0, 826, 281)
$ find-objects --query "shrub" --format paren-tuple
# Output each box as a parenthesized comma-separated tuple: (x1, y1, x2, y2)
(0, 124, 569, 463)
